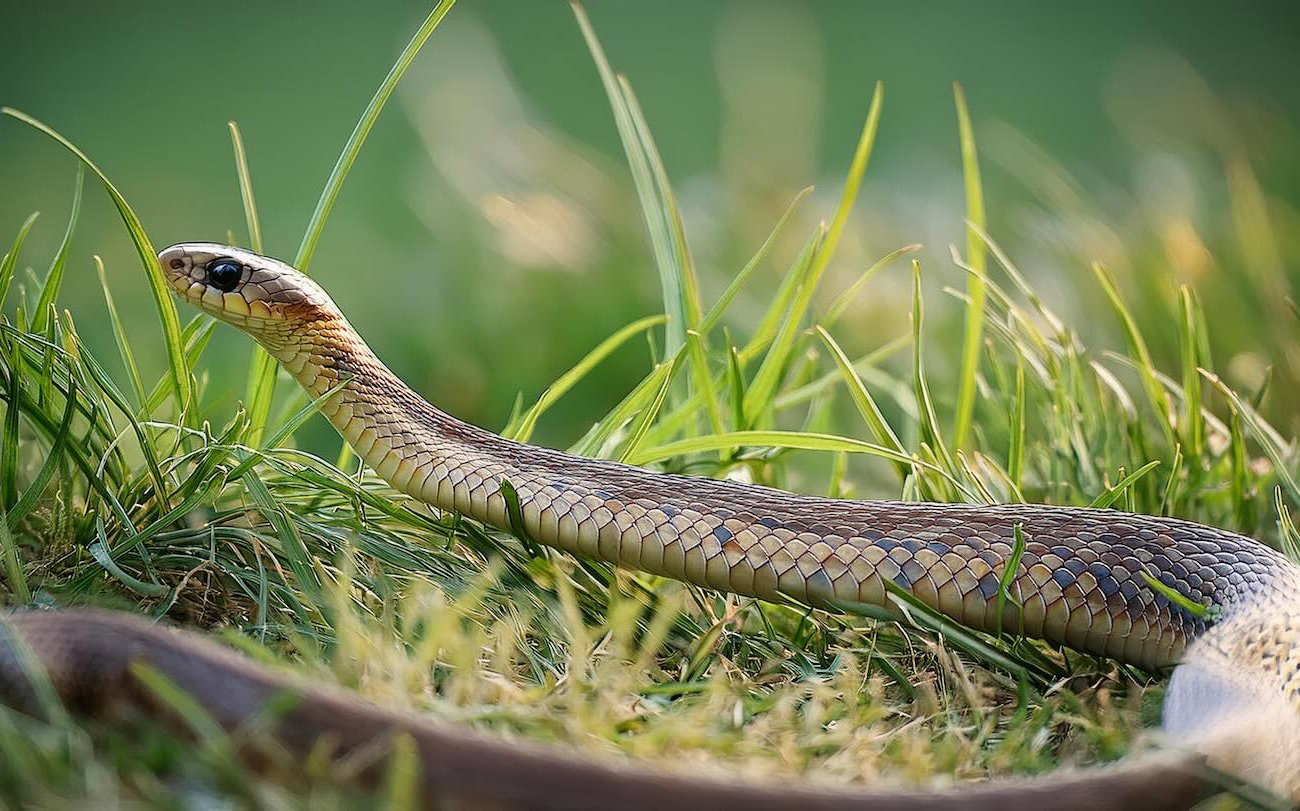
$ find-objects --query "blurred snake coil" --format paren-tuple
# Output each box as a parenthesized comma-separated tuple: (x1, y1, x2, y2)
(2, 242, 1299, 810)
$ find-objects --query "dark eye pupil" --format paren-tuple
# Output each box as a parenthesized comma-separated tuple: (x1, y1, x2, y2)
(206, 260, 242, 292)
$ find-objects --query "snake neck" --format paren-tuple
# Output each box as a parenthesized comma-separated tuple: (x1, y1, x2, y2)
(269, 311, 523, 495)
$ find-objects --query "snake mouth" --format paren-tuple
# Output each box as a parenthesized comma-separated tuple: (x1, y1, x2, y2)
(158, 243, 202, 291)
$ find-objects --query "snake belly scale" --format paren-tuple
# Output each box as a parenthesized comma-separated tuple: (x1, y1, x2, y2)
(2, 241, 1299, 809)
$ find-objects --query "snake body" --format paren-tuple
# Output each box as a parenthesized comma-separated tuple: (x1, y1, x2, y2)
(3, 241, 1300, 807)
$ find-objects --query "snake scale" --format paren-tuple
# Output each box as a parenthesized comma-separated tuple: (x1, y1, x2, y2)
(2, 242, 1298, 808)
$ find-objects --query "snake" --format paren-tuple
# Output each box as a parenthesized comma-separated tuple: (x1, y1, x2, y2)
(2, 241, 1298, 809)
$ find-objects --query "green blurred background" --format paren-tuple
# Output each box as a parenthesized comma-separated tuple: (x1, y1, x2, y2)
(2, 0, 1298, 451)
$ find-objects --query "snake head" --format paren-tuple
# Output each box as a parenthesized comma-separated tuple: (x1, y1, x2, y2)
(158, 243, 339, 339)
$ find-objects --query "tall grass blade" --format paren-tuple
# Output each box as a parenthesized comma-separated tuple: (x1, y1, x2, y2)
(0, 518, 28, 603)
(744, 82, 883, 415)
(0, 212, 40, 311)
(0, 336, 21, 509)
(742, 225, 823, 363)
(1202, 368, 1300, 505)
(814, 325, 906, 476)
(32, 166, 83, 333)
(1177, 286, 1205, 457)
(295, 0, 456, 273)
(910, 260, 956, 478)
(685, 330, 725, 438)
(228, 122, 264, 254)
(507, 313, 666, 443)
(627, 429, 931, 472)
(699, 187, 813, 335)
(952, 83, 987, 451)
(823, 243, 921, 327)
(572, 2, 695, 358)
(1008, 361, 1026, 490)
(1092, 262, 1176, 450)
(1, 108, 192, 409)
(227, 119, 279, 448)
(616, 351, 683, 464)
(94, 256, 147, 408)
(5, 362, 77, 532)
(619, 75, 703, 334)
(1088, 461, 1162, 508)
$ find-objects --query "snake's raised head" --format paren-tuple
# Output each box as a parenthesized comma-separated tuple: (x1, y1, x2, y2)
(159, 243, 339, 344)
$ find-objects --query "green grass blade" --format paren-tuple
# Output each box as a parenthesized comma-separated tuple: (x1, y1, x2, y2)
(295, 0, 456, 273)
(73, 339, 172, 516)
(813, 325, 906, 474)
(773, 334, 912, 417)
(36, 309, 58, 408)
(744, 82, 883, 415)
(726, 341, 747, 430)
(1202, 368, 1300, 505)
(1008, 361, 1026, 490)
(616, 351, 684, 464)
(0, 518, 28, 603)
(0, 336, 22, 508)
(32, 166, 83, 333)
(685, 329, 725, 437)
(699, 186, 813, 335)
(1228, 409, 1251, 529)
(242, 468, 324, 607)
(1177, 286, 1204, 458)
(507, 313, 666, 443)
(626, 429, 926, 471)
(227, 118, 278, 448)
(1088, 460, 1162, 508)
(878, 580, 1041, 683)
(1159, 443, 1184, 516)
(142, 316, 216, 417)
(5, 364, 77, 532)
(812, 80, 884, 292)
(1139, 569, 1217, 620)
(1092, 262, 1177, 450)
(572, 2, 694, 358)
(951, 83, 988, 451)
(90, 517, 167, 597)
(1, 108, 191, 410)
(910, 260, 956, 478)
(94, 256, 147, 408)
(823, 243, 921, 327)
(742, 225, 823, 363)
(1274, 487, 1300, 563)
(0, 211, 40, 311)
(742, 235, 825, 418)
(228, 122, 264, 254)
(993, 524, 1027, 636)
(231, 380, 356, 483)
(242, 328, 277, 445)
(619, 75, 702, 334)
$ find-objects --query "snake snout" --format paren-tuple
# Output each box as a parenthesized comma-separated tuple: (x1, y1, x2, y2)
(158, 244, 199, 291)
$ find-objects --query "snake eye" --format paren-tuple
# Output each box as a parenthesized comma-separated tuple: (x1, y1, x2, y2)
(205, 260, 243, 293)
